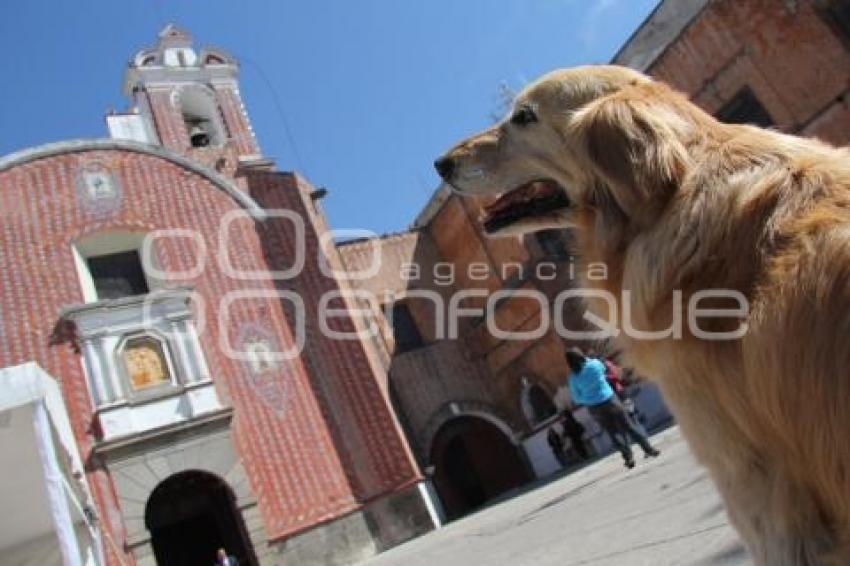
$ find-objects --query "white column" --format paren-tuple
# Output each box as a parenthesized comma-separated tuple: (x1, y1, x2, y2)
(80, 337, 110, 406)
(169, 319, 196, 384)
(186, 321, 211, 381)
(104, 337, 124, 403)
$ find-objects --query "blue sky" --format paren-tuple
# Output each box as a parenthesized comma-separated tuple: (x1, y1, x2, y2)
(0, 0, 657, 234)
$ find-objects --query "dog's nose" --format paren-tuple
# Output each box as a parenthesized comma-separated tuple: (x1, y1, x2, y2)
(434, 156, 455, 180)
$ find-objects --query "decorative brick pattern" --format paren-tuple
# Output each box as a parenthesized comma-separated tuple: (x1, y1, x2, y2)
(146, 89, 190, 151)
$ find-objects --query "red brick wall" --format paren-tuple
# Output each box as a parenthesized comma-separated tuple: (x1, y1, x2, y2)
(214, 85, 261, 156)
(144, 84, 260, 158)
(0, 149, 418, 562)
(246, 171, 421, 502)
(145, 89, 190, 150)
(648, 0, 850, 145)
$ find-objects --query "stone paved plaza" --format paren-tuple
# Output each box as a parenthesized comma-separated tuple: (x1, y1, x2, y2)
(366, 427, 751, 566)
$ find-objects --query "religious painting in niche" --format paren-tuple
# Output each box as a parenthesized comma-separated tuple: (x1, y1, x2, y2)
(123, 336, 171, 391)
(75, 161, 122, 217)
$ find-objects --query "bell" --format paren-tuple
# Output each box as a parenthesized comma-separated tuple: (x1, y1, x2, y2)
(189, 124, 210, 147)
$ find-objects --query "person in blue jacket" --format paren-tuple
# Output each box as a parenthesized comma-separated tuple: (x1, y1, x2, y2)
(566, 347, 659, 468)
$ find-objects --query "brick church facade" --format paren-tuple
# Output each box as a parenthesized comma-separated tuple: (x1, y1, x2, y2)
(0, 26, 437, 565)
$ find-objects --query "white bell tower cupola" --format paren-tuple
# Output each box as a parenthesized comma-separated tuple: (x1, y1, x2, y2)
(154, 24, 198, 67)
(107, 24, 263, 168)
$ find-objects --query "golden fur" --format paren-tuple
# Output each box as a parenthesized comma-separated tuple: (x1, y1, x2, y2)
(438, 65, 850, 564)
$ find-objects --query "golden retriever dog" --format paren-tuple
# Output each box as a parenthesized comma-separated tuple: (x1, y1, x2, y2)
(434, 65, 850, 565)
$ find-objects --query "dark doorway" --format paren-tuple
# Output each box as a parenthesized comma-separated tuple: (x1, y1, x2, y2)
(430, 416, 532, 521)
(528, 385, 557, 424)
(145, 471, 256, 566)
(388, 301, 425, 353)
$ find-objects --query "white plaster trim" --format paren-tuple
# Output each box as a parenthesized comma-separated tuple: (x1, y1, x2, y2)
(417, 481, 444, 529)
(71, 244, 98, 304)
(33, 403, 84, 566)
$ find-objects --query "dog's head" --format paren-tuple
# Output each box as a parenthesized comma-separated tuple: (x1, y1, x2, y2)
(434, 65, 696, 238)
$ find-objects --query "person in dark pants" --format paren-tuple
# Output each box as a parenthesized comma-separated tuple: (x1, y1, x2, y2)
(566, 348, 659, 469)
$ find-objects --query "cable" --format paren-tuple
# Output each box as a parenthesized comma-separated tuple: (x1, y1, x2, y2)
(237, 53, 308, 175)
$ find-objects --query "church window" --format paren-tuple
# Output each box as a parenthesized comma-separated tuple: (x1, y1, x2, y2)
(388, 302, 424, 353)
(716, 87, 774, 128)
(528, 385, 556, 423)
(87, 250, 150, 300)
(73, 231, 157, 303)
(521, 380, 557, 426)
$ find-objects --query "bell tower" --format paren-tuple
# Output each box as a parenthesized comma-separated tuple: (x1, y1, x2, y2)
(108, 24, 263, 171)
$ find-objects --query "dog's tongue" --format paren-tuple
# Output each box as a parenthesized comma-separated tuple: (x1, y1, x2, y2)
(484, 180, 562, 216)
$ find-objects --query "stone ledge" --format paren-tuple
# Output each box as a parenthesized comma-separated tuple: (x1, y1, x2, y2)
(91, 407, 233, 460)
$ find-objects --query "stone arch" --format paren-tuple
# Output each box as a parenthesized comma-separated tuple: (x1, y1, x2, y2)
(420, 400, 521, 458)
(145, 470, 257, 565)
(104, 420, 266, 564)
(427, 413, 533, 520)
(133, 49, 159, 67)
(200, 47, 236, 66)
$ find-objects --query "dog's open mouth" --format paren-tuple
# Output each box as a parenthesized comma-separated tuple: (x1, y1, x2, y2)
(481, 179, 570, 234)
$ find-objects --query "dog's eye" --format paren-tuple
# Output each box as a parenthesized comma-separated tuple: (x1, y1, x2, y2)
(510, 106, 538, 126)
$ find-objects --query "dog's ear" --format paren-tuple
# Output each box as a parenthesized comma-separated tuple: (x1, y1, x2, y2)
(570, 86, 691, 215)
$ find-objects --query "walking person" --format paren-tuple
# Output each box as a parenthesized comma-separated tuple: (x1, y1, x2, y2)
(565, 348, 659, 469)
